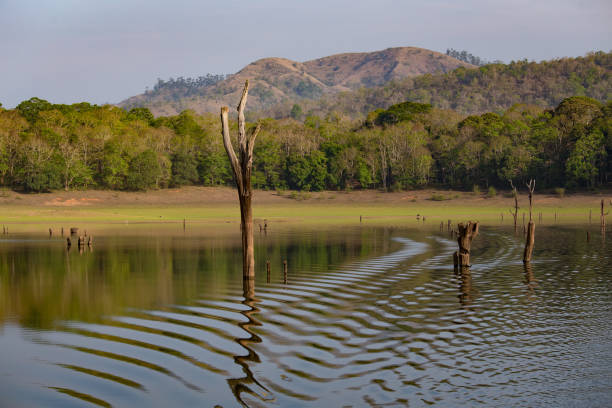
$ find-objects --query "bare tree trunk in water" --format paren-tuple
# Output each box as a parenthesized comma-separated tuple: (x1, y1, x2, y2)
(523, 179, 536, 262)
(509, 180, 519, 233)
(220, 80, 261, 281)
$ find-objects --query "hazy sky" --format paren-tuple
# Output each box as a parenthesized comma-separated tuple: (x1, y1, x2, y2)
(1, 0, 610, 108)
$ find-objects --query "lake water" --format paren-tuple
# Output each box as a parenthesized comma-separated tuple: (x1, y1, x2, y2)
(0, 225, 610, 407)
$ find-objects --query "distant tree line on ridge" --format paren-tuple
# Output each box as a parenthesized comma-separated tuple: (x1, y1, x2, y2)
(271, 51, 612, 119)
(445, 48, 490, 66)
(146, 74, 227, 97)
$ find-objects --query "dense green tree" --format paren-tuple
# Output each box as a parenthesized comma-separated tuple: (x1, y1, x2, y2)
(290, 104, 303, 120)
(566, 130, 606, 187)
(125, 150, 161, 191)
(171, 151, 199, 186)
(99, 142, 129, 189)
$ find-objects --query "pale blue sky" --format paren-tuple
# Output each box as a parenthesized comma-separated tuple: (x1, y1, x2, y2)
(1, 0, 610, 108)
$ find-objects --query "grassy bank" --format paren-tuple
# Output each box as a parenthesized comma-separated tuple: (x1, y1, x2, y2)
(0, 187, 609, 234)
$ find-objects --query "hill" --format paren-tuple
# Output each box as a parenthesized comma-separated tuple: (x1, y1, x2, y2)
(118, 47, 473, 116)
(286, 51, 612, 119)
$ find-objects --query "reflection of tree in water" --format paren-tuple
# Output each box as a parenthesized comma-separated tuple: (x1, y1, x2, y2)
(523, 262, 538, 297)
(227, 278, 272, 406)
(455, 267, 473, 307)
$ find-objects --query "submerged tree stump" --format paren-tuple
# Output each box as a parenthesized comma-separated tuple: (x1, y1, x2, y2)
(523, 179, 536, 263)
(509, 180, 519, 233)
(283, 260, 288, 284)
(523, 221, 535, 262)
(454, 221, 479, 267)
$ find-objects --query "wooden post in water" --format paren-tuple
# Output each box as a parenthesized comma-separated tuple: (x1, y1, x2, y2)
(61, 227, 64, 237)
(266, 261, 270, 283)
(283, 260, 288, 284)
(454, 221, 479, 267)
(447, 220, 451, 231)
(523, 179, 536, 263)
(601, 199, 608, 229)
(587, 231, 590, 242)
(509, 180, 519, 233)
(49, 228, 52, 237)
(220, 80, 261, 281)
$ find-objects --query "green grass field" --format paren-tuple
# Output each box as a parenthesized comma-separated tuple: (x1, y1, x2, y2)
(0, 198, 606, 236)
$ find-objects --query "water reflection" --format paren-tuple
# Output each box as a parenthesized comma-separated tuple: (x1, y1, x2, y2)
(0, 225, 610, 407)
(457, 267, 473, 306)
(523, 262, 538, 295)
(227, 279, 271, 406)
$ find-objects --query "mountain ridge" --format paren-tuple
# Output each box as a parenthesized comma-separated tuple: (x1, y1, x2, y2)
(119, 46, 474, 116)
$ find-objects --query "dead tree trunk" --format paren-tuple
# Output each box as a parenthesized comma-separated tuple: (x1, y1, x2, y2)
(454, 221, 479, 267)
(509, 180, 519, 233)
(220, 80, 261, 280)
(523, 179, 536, 262)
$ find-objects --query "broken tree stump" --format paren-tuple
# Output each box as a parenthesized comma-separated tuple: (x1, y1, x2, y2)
(70, 227, 79, 236)
(454, 221, 479, 267)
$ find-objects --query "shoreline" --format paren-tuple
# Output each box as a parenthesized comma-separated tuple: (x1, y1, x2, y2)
(0, 186, 609, 229)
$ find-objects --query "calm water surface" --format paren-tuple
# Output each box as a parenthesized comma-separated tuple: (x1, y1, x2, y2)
(0, 225, 610, 407)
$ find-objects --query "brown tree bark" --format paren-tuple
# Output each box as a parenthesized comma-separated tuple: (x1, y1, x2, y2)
(509, 180, 519, 232)
(523, 221, 535, 262)
(220, 80, 261, 280)
(523, 179, 536, 262)
(455, 221, 479, 267)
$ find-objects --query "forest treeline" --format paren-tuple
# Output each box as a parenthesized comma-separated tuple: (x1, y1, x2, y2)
(0, 94, 610, 193)
(445, 49, 489, 67)
(276, 51, 612, 119)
